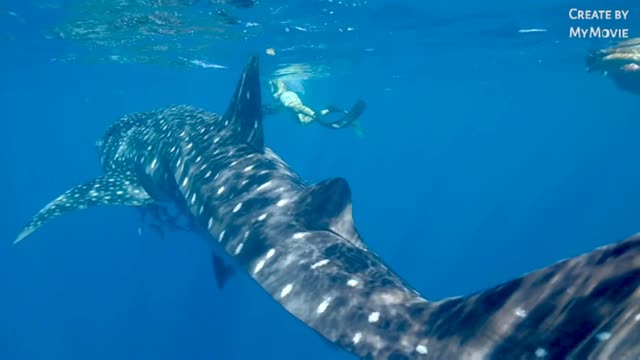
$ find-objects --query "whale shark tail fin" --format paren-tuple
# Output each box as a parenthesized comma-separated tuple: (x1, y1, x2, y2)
(14, 171, 153, 244)
(409, 234, 640, 359)
(222, 55, 264, 152)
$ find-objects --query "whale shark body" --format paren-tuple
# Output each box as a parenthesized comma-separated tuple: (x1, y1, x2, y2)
(15, 56, 640, 359)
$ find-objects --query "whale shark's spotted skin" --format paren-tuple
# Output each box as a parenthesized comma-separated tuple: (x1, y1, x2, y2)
(16, 57, 640, 359)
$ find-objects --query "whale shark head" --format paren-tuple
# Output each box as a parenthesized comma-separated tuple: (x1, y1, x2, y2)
(15, 56, 640, 360)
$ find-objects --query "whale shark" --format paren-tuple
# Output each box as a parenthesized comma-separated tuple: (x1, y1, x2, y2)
(15, 56, 640, 359)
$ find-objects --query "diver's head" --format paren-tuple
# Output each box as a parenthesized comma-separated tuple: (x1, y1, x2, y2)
(268, 79, 287, 97)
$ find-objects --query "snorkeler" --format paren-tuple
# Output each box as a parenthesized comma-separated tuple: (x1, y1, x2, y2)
(265, 78, 366, 134)
(586, 38, 640, 95)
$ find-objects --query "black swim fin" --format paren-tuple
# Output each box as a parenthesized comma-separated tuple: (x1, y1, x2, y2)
(317, 99, 366, 130)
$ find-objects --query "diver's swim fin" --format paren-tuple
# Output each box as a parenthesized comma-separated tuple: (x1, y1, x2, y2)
(317, 99, 366, 130)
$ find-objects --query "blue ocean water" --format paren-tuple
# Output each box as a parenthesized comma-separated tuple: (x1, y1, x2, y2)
(1, 0, 638, 359)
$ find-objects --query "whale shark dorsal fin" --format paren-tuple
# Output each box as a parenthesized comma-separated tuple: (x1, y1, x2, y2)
(295, 177, 364, 247)
(222, 55, 264, 152)
(14, 171, 153, 244)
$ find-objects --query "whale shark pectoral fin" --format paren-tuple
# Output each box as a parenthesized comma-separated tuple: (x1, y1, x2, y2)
(294, 177, 364, 247)
(222, 55, 264, 152)
(212, 253, 236, 289)
(14, 171, 153, 244)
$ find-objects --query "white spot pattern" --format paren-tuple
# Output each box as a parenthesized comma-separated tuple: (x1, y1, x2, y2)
(234, 243, 244, 255)
(257, 180, 273, 191)
(254, 259, 266, 274)
(317, 298, 332, 314)
(266, 248, 276, 259)
(535, 348, 548, 357)
(368, 312, 380, 323)
(280, 283, 293, 298)
(416, 344, 428, 355)
(311, 259, 330, 269)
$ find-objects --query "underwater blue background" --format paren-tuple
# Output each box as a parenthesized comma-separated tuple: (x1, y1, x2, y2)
(1, 0, 639, 359)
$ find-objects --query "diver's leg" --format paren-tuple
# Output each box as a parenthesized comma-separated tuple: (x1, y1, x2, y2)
(297, 113, 315, 124)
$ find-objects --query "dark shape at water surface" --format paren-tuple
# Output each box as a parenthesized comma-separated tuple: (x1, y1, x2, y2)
(15, 56, 640, 359)
(210, 0, 255, 8)
(587, 38, 640, 96)
(215, 9, 241, 25)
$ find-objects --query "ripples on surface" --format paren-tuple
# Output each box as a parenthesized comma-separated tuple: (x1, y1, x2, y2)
(26, 0, 638, 80)
(42, 0, 370, 79)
